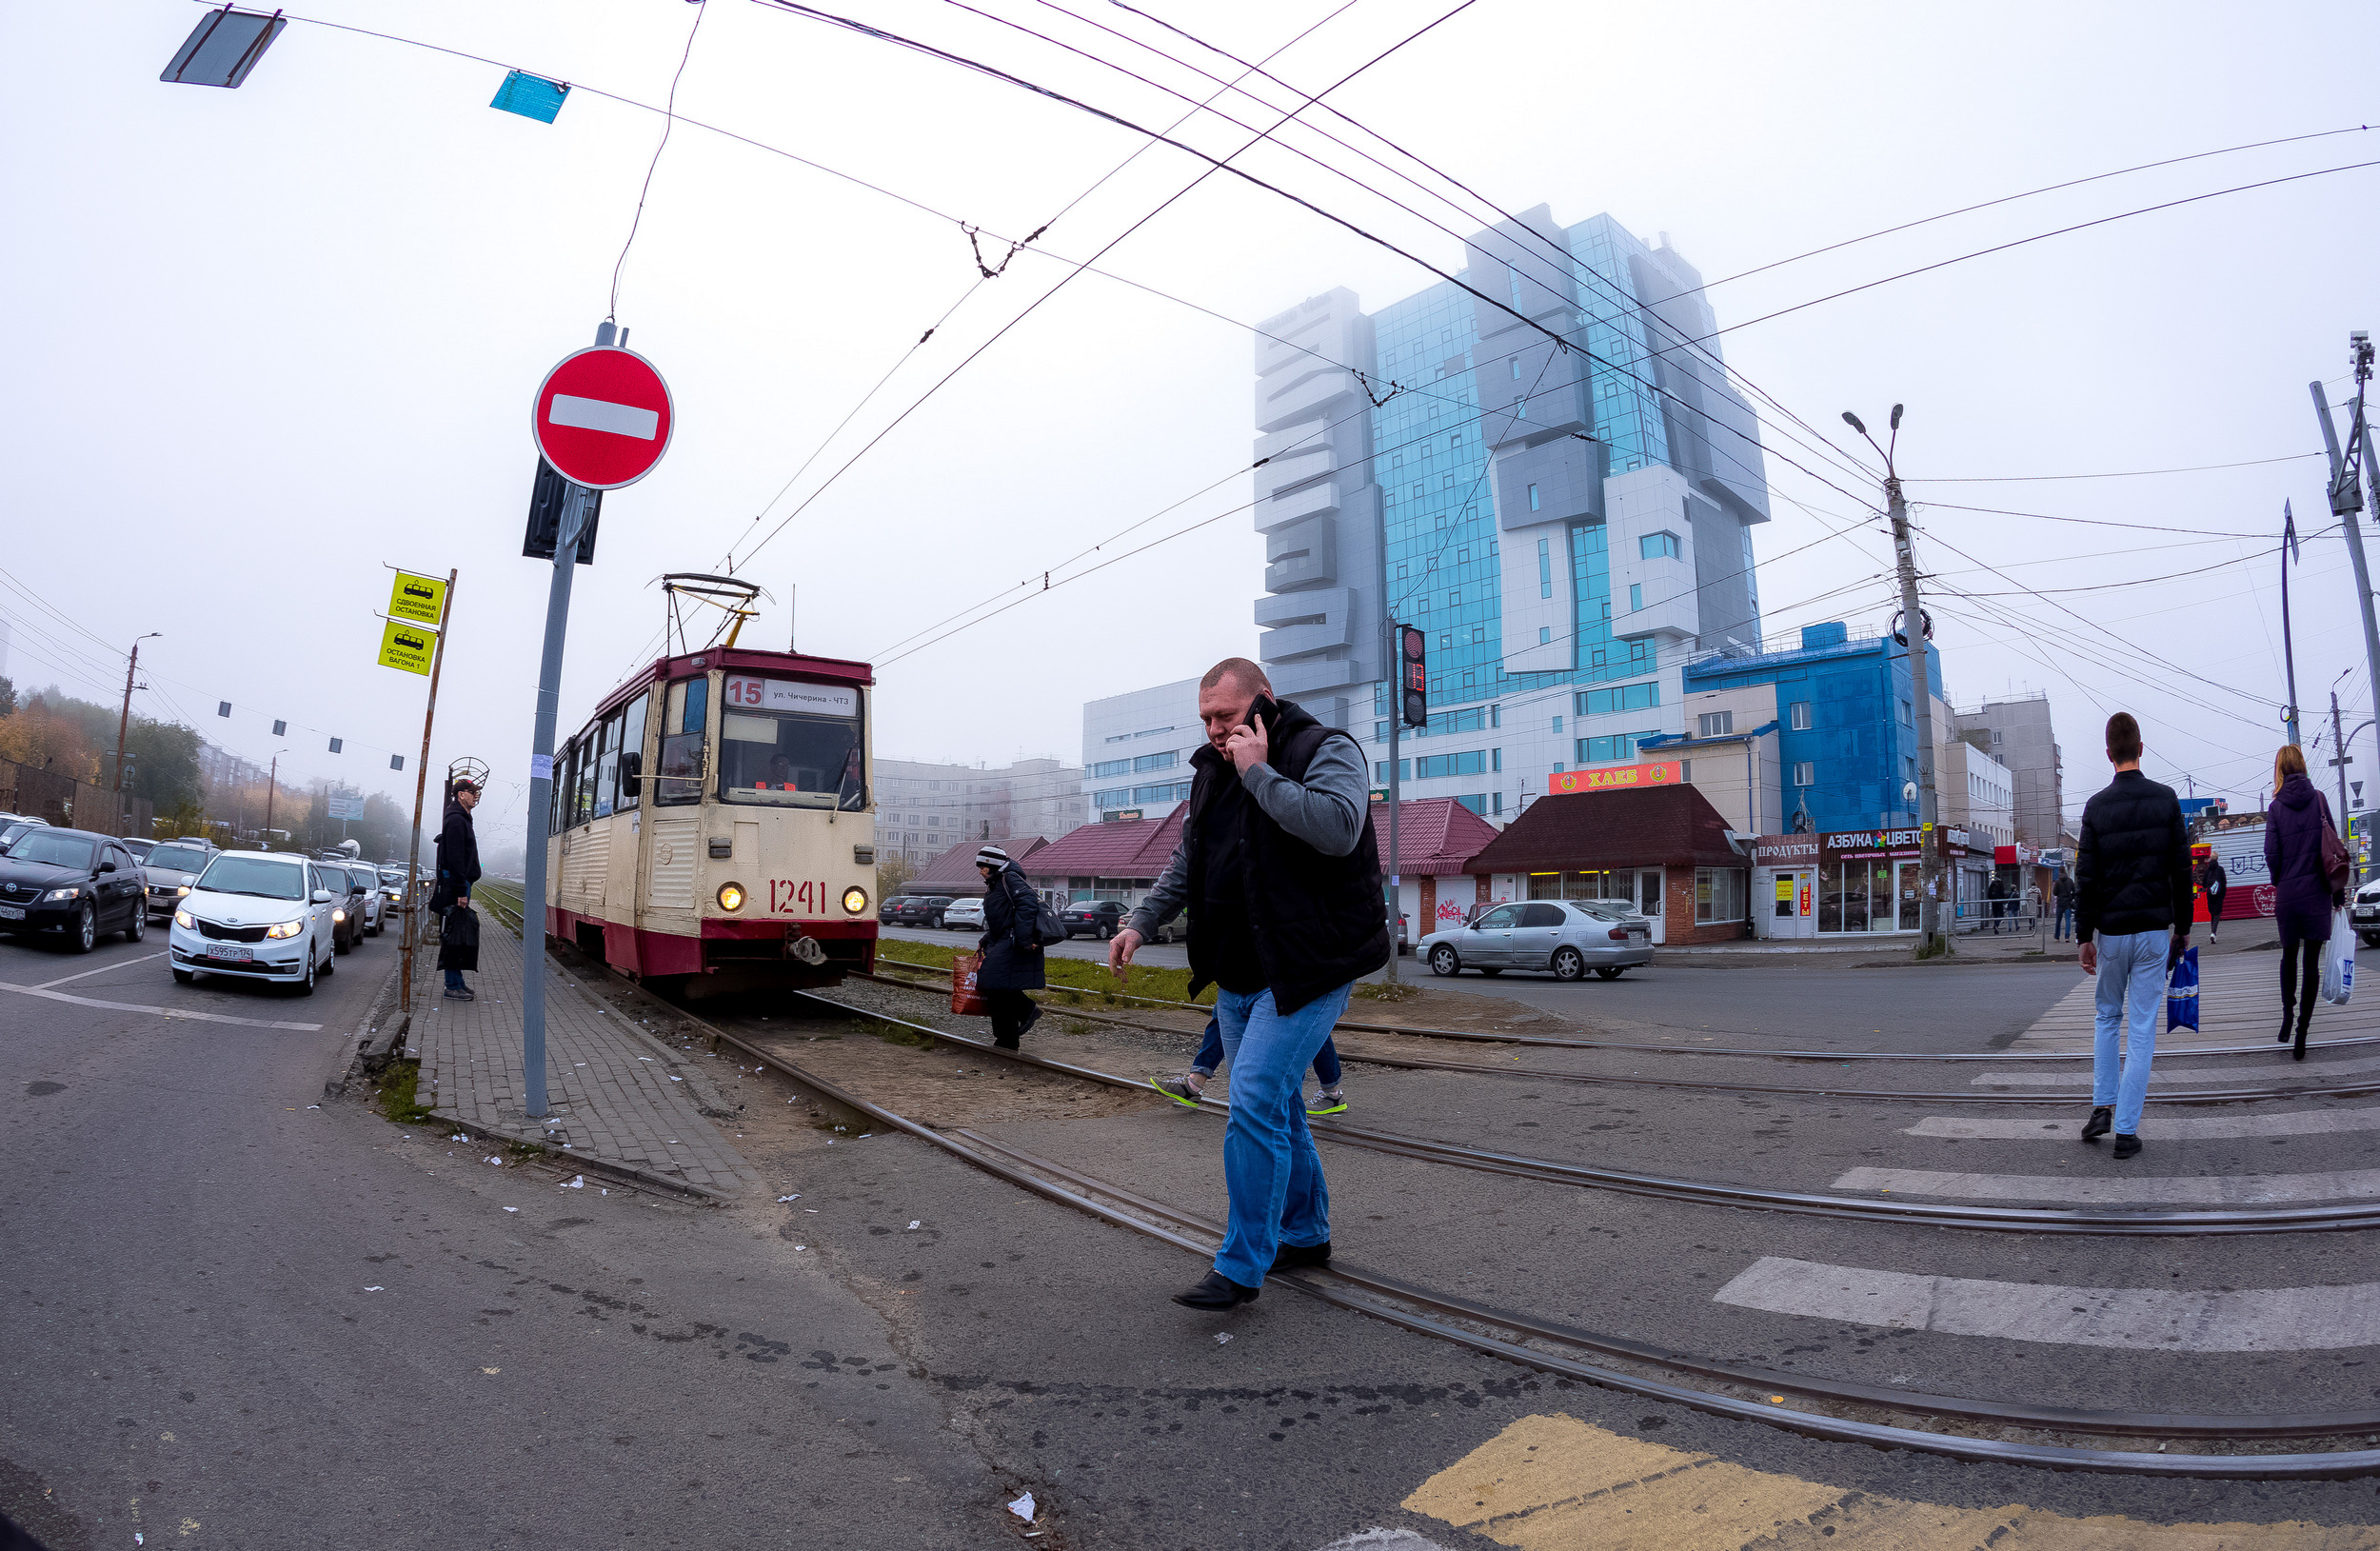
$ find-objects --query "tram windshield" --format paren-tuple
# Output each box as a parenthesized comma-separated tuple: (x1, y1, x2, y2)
(716, 675, 864, 810)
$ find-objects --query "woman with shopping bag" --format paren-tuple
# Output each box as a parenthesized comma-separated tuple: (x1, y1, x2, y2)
(2265, 745, 2350, 1059)
(973, 845, 1046, 1049)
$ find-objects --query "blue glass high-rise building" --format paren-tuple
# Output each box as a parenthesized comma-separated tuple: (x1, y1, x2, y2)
(1250, 207, 1774, 817)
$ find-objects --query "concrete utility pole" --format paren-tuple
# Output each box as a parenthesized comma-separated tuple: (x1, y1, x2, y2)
(2311, 330, 2380, 847)
(1844, 405, 1946, 958)
(2331, 691, 2355, 868)
(112, 633, 160, 825)
(2279, 500, 2304, 750)
(1383, 615, 1402, 984)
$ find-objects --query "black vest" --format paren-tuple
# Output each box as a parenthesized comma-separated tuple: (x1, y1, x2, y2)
(1182, 698, 1390, 1014)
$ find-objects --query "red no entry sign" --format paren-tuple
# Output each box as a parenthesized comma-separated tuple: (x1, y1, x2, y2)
(532, 346, 674, 489)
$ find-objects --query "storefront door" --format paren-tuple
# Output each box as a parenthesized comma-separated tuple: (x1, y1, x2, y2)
(1895, 861, 1923, 931)
(1638, 868, 1665, 945)
(1768, 867, 1816, 939)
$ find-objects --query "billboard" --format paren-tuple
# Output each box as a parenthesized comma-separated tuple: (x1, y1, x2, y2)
(1547, 761, 1684, 796)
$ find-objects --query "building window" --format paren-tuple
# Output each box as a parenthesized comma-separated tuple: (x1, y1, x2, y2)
(1695, 867, 1746, 924)
(1537, 537, 1552, 599)
(1552, 715, 1562, 732)
(1577, 730, 1659, 764)
(1131, 750, 1175, 773)
(1904, 757, 1917, 783)
(1091, 759, 1128, 779)
(1629, 583, 1643, 611)
(1789, 701, 1812, 731)
(1374, 760, 1412, 784)
(1638, 530, 1681, 561)
(1492, 747, 1502, 772)
(1539, 626, 1551, 645)
(1899, 699, 1913, 727)
(1528, 483, 1541, 511)
(1794, 761, 1815, 786)
(1697, 710, 1735, 737)
(1573, 681, 1660, 717)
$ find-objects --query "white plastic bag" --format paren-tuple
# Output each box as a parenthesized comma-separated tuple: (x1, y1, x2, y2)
(2322, 907, 2355, 1006)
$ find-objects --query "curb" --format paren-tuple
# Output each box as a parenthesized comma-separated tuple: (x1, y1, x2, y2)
(323, 958, 407, 1100)
(428, 1107, 734, 1204)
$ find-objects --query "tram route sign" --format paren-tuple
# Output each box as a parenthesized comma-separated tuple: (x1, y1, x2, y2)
(378, 620, 433, 675)
(531, 346, 675, 490)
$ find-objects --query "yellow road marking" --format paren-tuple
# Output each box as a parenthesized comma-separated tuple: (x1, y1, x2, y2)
(1402, 1414, 2379, 1550)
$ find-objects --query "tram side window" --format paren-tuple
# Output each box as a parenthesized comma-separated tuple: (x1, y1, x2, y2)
(593, 712, 621, 820)
(618, 692, 648, 811)
(656, 676, 708, 807)
(553, 738, 575, 830)
(572, 737, 596, 826)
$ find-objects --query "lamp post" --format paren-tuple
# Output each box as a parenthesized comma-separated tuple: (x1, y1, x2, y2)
(261, 749, 288, 850)
(1843, 404, 1946, 957)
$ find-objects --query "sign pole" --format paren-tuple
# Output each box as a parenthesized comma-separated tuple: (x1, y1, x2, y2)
(399, 569, 458, 1020)
(519, 483, 593, 1122)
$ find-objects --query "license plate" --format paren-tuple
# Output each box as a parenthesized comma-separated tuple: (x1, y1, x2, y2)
(0, 905, 22, 921)
(204, 943, 253, 961)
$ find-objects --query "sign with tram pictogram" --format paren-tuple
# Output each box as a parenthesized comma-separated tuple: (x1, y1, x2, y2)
(532, 347, 675, 489)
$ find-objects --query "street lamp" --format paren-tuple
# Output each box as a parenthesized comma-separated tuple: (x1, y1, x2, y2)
(262, 749, 289, 850)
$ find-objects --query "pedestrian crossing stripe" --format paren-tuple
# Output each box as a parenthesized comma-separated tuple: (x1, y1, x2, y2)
(1402, 1414, 2375, 1549)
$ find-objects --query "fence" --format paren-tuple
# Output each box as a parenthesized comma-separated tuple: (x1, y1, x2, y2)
(0, 757, 154, 838)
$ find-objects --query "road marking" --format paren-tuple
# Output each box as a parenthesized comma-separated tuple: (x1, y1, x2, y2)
(33, 950, 168, 989)
(1715, 1256, 2380, 1352)
(548, 393, 658, 439)
(1907, 1107, 2380, 1140)
(0, 980, 322, 1031)
(1973, 1050, 2380, 1085)
(1403, 1413, 2375, 1548)
(1833, 1163, 2380, 1204)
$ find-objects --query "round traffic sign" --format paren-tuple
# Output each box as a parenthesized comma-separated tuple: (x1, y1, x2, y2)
(532, 346, 674, 489)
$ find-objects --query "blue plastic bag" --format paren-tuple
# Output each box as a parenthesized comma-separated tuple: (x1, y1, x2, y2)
(2166, 944, 2200, 1031)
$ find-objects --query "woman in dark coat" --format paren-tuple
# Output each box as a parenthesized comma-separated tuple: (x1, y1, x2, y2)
(973, 844, 1045, 1049)
(2196, 853, 2229, 944)
(2265, 745, 2344, 1058)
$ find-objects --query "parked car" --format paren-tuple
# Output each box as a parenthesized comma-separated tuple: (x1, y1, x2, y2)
(0, 827, 149, 952)
(941, 896, 985, 930)
(320, 865, 370, 954)
(877, 894, 910, 924)
(1060, 900, 1128, 941)
(883, 895, 954, 928)
(1150, 908, 1189, 945)
(1418, 899, 1654, 981)
(0, 816, 52, 852)
(169, 851, 341, 994)
(2356, 878, 2380, 948)
(142, 838, 221, 920)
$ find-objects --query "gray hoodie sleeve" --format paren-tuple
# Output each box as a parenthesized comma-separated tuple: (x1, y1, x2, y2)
(1242, 730, 1367, 857)
(1126, 841, 1190, 939)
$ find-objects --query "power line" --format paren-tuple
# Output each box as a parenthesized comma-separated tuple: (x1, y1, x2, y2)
(1907, 451, 2324, 484)
(607, 0, 707, 321)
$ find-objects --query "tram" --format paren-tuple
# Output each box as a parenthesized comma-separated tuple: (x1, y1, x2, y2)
(543, 640, 879, 997)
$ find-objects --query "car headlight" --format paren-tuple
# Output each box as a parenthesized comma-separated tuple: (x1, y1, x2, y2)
(173, 908, 194, 929)
(176, 885, 190, 896)
(265, 919, 305, 939)
(331, 909, 346, 923)
(44, 887, 77, 901)
(717, 882, 745, 912)
(843, 886, 868, 915)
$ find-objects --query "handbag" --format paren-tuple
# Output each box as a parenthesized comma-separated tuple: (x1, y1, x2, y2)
(2164, 945, 2199, 1031)
(2322, 908, 2356, 1006)
(2321, 817, 2352, 893)
(1033, 901, 1070, 948)
(951, 951, 987, 1017)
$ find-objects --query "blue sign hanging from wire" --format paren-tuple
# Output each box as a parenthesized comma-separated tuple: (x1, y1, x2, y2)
(490, 70, 569, 124)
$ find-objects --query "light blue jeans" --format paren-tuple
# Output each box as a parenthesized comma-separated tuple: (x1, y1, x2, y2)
(2092, 928, 2170, 1136)
(1212, 981, 1356, 1288)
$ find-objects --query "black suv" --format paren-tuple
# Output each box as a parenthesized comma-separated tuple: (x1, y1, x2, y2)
(1059, 900, 1127, 940)
(883, 895, 954, 928)
(0, 827, 149, 952)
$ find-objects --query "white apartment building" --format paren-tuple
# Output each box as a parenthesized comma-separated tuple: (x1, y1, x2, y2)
(873, 756, 1083, 866)
(1081, 678, 1203, 823)
(1942, 731, 2017, 851)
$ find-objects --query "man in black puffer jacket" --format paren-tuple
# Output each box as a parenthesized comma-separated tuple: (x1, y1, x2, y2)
(431, 780, 483, 1001)
(2073, 713, 2192, 1160)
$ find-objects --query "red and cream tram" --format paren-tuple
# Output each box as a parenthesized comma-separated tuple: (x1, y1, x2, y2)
(543, 646, 878, 996)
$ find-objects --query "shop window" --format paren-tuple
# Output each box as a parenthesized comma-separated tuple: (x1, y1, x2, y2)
(1695, 867, 1745, 924)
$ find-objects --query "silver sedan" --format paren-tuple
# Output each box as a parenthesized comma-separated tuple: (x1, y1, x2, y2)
(1419, 899, 1655, 981)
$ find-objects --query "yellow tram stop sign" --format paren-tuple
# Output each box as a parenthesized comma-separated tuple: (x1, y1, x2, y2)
(378, 619, 435, 676)
(387, 570, 448, 626)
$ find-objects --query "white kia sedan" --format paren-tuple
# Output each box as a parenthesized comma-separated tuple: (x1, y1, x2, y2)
(169, 851, 342, 995)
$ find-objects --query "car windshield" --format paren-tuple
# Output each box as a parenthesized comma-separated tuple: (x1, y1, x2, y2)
(148, 844, 212, 872)
(10, 832, 96, 869)
(195, 856, 308, 902)
(715, 677, 865, 810)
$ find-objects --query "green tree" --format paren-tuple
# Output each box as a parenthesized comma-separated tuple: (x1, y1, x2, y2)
(0, 676, 15, 717)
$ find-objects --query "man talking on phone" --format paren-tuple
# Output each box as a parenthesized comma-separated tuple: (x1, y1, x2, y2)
(1109, 658, 1390, 1309)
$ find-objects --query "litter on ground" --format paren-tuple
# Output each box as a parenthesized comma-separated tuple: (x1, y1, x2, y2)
(1008, 1492, 1036, 1521)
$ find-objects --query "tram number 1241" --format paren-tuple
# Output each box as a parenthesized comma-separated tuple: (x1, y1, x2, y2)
(770, 879, 835, 914)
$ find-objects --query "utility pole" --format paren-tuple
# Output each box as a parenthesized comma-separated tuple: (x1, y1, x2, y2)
(111, 633, 159, 831)
(2331, 692, 2355, 870)
(2279, 499, 2304, 749)
(1844, 405, 1945, 958)
(262, 751, 285, 850)
(1386, 624, 1402, 984)
(2311, 330, 2380, 813)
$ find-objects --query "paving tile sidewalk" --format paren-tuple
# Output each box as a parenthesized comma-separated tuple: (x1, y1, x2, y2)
(403, 916, 761, 1200)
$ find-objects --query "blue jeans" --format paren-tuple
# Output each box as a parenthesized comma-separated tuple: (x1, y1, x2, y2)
(2092, 928, 2169, 1135)
(1211, 983, 1356, 1288)
(2054, 905, 2073, 941)
(445, 968, 466, 990)
(1191, 1016, 1340, 1088)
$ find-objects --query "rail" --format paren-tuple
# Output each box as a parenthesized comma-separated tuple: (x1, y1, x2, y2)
(474, 879, 526, 939)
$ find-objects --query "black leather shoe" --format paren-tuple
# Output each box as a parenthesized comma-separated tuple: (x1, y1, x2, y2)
(2081, 1106, 2112, 1142)
(1270, 1240, 1331, 1273)
(1170, 1270, 1259, 1310)
(2112, 1132, 2142, 1160)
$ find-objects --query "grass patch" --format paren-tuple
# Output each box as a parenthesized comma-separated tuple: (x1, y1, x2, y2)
(1352, 980, 1422, 1004)
(372, 1060, 439, 1126)
(876, 936, 1214, 1006)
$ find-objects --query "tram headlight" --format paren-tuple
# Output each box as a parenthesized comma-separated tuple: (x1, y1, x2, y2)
(842, 885, 868, 916)
(717, 882, 746, 913)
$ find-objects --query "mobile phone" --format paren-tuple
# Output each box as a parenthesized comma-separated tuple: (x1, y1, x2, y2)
(1244, 692, 1279, 731)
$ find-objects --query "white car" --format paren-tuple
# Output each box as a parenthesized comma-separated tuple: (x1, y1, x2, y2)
(2355, 880, 2380, 948)
(942, 896, 985, 930)
(169, 851, 343, 995)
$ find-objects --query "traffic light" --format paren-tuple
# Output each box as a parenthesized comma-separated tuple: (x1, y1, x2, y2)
(1399, 624, 1427, 728)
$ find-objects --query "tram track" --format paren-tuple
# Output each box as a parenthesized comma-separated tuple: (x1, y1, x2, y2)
(568, 954, 2380, 1480)
(858, 966, 2380, 1106)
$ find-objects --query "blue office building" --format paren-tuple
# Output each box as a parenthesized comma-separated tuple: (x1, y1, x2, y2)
(1247, 206, 1775, 817)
